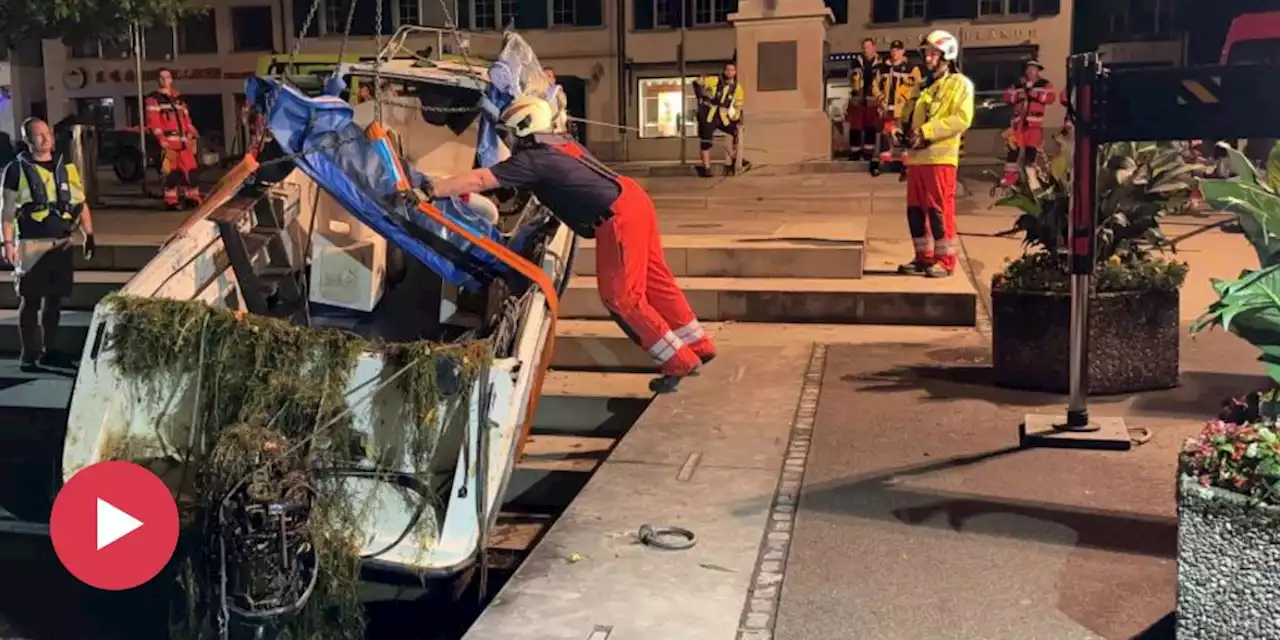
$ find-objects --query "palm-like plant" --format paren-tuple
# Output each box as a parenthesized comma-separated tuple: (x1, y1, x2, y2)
(995, 141, 1204, 264)
(1191, 146, 1280, 387)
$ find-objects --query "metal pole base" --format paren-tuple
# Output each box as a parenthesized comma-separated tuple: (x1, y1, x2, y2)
(1020, 413, 1132, 451)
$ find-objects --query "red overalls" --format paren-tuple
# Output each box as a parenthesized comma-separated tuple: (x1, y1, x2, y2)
(546, 139, 715, 377)
(1001, 77, 1055, 186)
(145, 90, 202, 208)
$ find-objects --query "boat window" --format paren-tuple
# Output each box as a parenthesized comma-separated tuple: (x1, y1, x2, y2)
(1227, 38, 1280, 64)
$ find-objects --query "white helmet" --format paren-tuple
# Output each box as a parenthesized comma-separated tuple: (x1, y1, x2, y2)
(499, 95, 555, 137)
(921, 29, 960, 62)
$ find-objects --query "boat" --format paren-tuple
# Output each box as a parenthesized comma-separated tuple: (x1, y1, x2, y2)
(60, 27, 574, 636)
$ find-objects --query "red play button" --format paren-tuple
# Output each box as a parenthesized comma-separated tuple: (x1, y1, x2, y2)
(50, 461, 180, 590)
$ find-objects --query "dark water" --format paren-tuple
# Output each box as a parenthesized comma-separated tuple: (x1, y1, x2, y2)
(0, 531, 509, 640)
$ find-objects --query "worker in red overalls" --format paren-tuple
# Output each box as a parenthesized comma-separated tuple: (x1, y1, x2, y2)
(145, 68, 202, 209)
(999, 60, 1055, 187)
(847, 38, 883, 165)
(424, 96, 716, 393)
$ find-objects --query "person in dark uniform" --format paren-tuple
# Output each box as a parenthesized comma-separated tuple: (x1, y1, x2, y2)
(423, 96, 717, 393)
(1, 118, 96, 371)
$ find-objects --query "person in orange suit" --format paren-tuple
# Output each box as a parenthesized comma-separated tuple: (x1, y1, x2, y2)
(1000, 59, 1055, 187)
(145, 68, 202, 209)
(424, 96, 716, 393)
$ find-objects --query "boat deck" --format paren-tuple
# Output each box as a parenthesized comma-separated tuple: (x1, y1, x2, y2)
(464, 323, 826, 640)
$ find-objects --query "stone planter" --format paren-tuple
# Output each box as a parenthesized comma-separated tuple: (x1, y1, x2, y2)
(991, 288, 1179, 395)
(1177, 474, 1280, 640)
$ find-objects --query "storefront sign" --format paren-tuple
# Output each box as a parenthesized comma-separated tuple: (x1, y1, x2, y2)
(89, 67, 251, 84)
(856, 26, 1039, 52)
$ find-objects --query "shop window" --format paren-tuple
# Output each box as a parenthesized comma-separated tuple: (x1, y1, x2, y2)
(231, 6, 275, 51)
(182, 94, 226, 154)
(637, 76, 698, 139)
(178, 11, 219, 54)
(871, 0, 1056, 23)
(398, 0, 421, 27)
(634, 0, 737, 29)
(979, 0, 1031, 17)
(74, 98, 117, 130)
(144, 24, 175, 61)
(325, 0, 395, 36)
(963, 46, 1037, 129)
(67, 38, 101, 59)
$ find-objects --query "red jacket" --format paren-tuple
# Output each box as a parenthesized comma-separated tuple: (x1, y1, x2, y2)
(1004, 78, 1055, 130)
(145, 90, 198, 151)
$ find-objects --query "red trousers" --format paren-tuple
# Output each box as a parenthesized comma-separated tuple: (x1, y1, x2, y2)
(159, 140, 201, 206)
(1002, 126, 1044, 185)
(905, 164, 958, 271)
(595, 177, 715, 377)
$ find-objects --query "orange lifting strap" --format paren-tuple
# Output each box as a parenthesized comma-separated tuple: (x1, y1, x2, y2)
(365, 121, 559, 460)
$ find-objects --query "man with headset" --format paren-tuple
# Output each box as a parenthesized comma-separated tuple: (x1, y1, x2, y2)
(1, 117, 96, 371)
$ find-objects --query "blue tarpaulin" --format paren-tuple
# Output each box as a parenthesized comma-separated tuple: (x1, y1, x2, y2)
(245, 76, 506, 291)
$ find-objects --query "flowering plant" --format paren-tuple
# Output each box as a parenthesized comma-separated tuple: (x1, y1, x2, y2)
(1180, 408, 1280, 502)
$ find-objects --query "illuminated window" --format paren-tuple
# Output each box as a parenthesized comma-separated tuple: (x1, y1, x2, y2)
(637, 77, 698, 139)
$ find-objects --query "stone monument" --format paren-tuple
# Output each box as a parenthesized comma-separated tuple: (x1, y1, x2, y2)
(729, 0, 834, 165)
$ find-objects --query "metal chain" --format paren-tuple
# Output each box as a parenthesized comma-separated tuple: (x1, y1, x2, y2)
(374, 0, 385, 124)
(335, 0, 361, 62)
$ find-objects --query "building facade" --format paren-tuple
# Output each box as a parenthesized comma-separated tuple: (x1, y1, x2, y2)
(7, 0, 1073, 164)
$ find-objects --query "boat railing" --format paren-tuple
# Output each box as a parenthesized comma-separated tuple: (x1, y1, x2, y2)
(377, 25, 504, 69)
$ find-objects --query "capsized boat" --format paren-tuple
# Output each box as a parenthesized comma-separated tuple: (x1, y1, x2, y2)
(62, 28, 575, 636)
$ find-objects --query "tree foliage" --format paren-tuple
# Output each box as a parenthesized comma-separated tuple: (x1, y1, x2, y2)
(0, 0, 199, 47)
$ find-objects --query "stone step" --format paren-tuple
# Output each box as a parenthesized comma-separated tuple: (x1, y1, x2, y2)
(560, 274, 977, 326)
(610, 160, 873, 178)
(575, 221, 866, 279)
(551, 319, 655, 372)
(0, 240, 160, 273)
(0, 310, 93, 357)
(533, 370, 654, 437)
(650, 190, 905, 213)
(0, 271, 132, 311)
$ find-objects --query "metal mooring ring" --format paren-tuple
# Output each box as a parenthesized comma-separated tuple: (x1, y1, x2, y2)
(638, 524, 697, 551)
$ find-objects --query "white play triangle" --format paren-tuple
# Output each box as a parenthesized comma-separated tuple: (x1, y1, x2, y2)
(96, 498, 143, 551)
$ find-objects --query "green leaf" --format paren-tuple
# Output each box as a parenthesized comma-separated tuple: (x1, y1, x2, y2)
(1219, 143, 1261, 186)
(1199, 178, 1280, 267)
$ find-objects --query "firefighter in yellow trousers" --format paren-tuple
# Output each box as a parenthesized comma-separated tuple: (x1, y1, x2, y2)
(896, 30, 974, 279)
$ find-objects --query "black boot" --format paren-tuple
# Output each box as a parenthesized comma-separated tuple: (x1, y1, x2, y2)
(695, 165, 713, 178)
(650, 374, 686, 394)
(869, 160, 881, 177)
(897, 260, 930, 276)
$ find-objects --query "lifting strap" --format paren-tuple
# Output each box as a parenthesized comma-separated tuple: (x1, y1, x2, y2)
(367, 120, 560, 460)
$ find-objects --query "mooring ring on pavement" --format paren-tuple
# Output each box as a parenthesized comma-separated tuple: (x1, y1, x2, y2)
(638, 524, 696, 551)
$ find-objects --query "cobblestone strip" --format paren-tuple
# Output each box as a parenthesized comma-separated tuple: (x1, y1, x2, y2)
(735, 343, 827, 640)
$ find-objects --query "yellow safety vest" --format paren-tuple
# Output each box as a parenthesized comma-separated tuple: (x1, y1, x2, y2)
(7, 155, 84, 239)
(900, 72, 974, 167)
(697, 75, 744, 126)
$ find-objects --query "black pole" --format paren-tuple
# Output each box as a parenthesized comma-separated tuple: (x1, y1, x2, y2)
(1065, 52, 1100, 431)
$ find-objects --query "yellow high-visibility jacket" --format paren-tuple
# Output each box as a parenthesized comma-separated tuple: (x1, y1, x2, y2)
(873, 60, 923, 118)
(899, 71, 974, 167)
(696, 75, 744, 126)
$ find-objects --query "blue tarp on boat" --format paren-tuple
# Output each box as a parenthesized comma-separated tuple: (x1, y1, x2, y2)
(245, 76, 506, 291)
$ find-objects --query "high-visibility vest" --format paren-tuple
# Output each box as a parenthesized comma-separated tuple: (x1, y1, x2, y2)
(901, 72, 975, 167)
(8, 154, 82, 239)
(696, 75, 744, 125)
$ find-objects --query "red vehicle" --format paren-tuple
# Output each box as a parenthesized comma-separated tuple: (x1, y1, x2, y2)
(1221, 11, 1280, 163)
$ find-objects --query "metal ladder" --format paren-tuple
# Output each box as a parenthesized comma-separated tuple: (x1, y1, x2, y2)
(209, 192, 307, 323)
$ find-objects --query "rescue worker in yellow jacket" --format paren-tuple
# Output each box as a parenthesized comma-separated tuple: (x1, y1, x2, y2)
(897, 30, 974, 279)
(871, 40, 923, 177)
(694, 63, 748, 177)
(1, 118, 96, 371)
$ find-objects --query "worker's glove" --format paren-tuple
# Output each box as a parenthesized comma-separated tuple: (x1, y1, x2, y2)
(416, 174, 436, 202)
(83, 234, 96, 261)
(909, 132, 929, 150)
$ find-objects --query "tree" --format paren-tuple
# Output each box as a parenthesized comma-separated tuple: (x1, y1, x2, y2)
(0, 0, 197, 47)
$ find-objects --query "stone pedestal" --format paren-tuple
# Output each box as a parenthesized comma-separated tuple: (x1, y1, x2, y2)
(730, 0, 834, 165)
